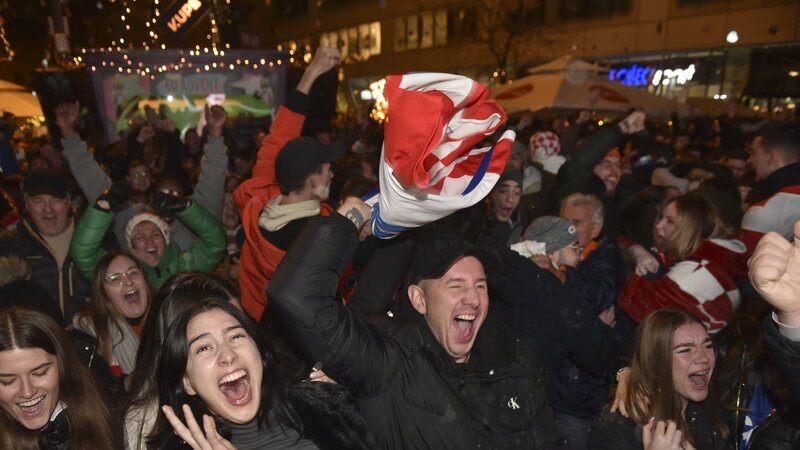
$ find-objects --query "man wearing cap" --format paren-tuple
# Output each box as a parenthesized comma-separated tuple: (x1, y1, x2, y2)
(552, 111, 645, 239)
(0, 169, 93, 324)
(234, 47, 344, 320)
(268, 197, 563, 448)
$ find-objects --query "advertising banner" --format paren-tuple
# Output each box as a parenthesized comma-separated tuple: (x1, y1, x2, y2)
(83, 49, 288, 143)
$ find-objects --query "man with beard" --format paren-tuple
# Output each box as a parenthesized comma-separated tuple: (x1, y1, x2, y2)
(553, 111, 645, 239)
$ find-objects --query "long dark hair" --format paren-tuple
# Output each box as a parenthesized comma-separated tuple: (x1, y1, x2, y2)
(120, 272, 239, 447)
(78, 251, 151, 365)
(624, 309, 727, 447)
(148, 299, 300, 447)
(0, 308, 115, 450)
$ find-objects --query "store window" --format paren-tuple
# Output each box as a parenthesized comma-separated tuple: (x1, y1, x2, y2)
(321, 22, 381, 61)
(395, 9, 450, 52)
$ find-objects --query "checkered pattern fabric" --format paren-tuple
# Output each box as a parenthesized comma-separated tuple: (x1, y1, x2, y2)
(619, 238, 747, 332)
(364, 73, 513, 239)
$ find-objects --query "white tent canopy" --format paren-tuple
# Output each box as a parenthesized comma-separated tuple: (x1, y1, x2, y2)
(0, 79, 43, 117)
(492, 56, 688, 118)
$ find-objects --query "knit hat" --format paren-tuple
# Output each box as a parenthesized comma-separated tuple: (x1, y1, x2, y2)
(522, 216, 577, 254)
(529, 131, 560, 158)
(125, 213, 170, 246)
(497, 166, 522, 188)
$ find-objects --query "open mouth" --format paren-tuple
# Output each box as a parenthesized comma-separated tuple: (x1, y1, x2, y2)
(689, 369, 711, 389)
(218, 369, 251, 406)
(17, 395, 46, 417)
(453, 314, 477, 342)
(124, 289, 141, 305)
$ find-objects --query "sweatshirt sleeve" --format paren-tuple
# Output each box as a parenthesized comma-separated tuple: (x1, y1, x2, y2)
(191, 136, 227, 219)
(61, 134, 112, 203)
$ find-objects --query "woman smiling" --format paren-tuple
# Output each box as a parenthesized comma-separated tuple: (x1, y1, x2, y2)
(590, 309, 731, 450)
(0, 308, 115, 449)
(73, 251, 151, 377)
(149, 297, 373, 449)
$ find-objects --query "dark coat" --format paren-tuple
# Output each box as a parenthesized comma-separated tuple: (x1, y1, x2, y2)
(590, 403, 732, 450)
(553, 125, 636, 239)
(764, 316, 800, 405)
(553, 238, 627, 419)
(0, 217, 92, 324)
(490, 248, 625, 419)
(268, 214, 565, 450)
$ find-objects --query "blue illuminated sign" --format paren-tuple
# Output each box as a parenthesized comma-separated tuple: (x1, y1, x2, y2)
(608, 64, 654, 86)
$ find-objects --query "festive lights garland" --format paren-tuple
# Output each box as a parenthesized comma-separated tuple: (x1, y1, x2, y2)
(78, 47, 285, 79)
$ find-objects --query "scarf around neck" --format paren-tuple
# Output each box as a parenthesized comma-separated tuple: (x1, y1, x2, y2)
(258, 196, 320, 232)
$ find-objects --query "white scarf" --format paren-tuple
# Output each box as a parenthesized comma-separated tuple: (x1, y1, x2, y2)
(257, 196, 320, 232)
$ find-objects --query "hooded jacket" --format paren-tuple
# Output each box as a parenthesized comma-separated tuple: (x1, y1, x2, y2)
(233, 90, 334, 321)
(268, 214, 564, 449)
(619, 238, 748, 332)
(69, 201, 225, 288)
(0, 217, 91, 324)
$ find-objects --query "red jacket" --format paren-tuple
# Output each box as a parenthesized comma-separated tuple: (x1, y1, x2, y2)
(233, 102, 333, 320)
(619, 239, 747, 332)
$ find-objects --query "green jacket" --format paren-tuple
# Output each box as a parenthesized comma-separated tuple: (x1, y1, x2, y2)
(70, 201, 226, 288)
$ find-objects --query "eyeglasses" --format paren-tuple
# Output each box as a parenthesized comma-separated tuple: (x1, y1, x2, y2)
(567, 244, 584, 253)
(130, 171, 150, 178)
(105, 268, 143, 287)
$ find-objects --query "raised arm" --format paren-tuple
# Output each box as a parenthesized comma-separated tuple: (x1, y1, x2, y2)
(153, 192, 226, 273)
(249, 47, 341, 182)
(267, 199, 399, 400)
(56, 101, 111, 202)
(750, 221, 800, 402)
(191, 105, 228, 219)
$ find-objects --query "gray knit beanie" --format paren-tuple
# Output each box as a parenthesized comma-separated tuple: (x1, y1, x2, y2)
(522, 216, 577, 254)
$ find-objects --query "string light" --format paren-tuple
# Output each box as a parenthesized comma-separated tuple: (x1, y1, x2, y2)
(81, 48, 288, 78)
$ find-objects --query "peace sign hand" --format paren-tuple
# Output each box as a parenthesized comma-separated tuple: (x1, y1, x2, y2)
(161, 404, 237, 450)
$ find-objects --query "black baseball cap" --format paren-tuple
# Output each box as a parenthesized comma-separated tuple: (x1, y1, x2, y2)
(275, 137, 345, 186)
(408, 233, 500, 285)
(23, 169, 71, 198)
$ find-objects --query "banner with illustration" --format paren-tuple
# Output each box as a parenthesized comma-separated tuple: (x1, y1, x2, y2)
(83, 49, 288, 142)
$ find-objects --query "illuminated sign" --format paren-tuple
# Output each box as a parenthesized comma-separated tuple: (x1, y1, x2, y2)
(157, 0, 211, 42)
(608, 65, 653, 86)
(609, 63, 697, 87)
(652, 64, 695, 86)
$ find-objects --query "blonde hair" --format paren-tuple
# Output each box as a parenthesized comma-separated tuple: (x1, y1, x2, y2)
(659, 195, 731, 260)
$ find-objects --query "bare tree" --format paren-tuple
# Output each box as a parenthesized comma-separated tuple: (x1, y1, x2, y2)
(478, 0, 542, 83)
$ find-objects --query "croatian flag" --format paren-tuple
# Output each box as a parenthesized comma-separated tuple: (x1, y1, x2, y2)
(364, 73, 515, 238)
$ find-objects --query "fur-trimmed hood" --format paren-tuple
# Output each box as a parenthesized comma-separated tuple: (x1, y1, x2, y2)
(0, 256, 31, 288)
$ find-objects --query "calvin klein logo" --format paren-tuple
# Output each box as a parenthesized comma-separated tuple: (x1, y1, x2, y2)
(507, 397, 520, 410)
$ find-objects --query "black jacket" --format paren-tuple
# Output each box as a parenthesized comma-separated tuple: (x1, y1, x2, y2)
(0, 218, 90, 324)
(590, 403, 732, 450)
(491, 248, 625, 419)
(553, 125, 636, 239)
(764, 315, 800, 405)
(268, 214, 565, 450)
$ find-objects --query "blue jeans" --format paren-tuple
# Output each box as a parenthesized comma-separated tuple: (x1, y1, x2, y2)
(554, 412, 595, 450)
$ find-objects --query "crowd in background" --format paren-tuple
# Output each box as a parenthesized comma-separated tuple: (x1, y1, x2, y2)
(0, 46, 799, 450)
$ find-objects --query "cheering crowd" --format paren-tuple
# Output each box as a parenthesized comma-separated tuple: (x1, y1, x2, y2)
(0, 47, 799, 450)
